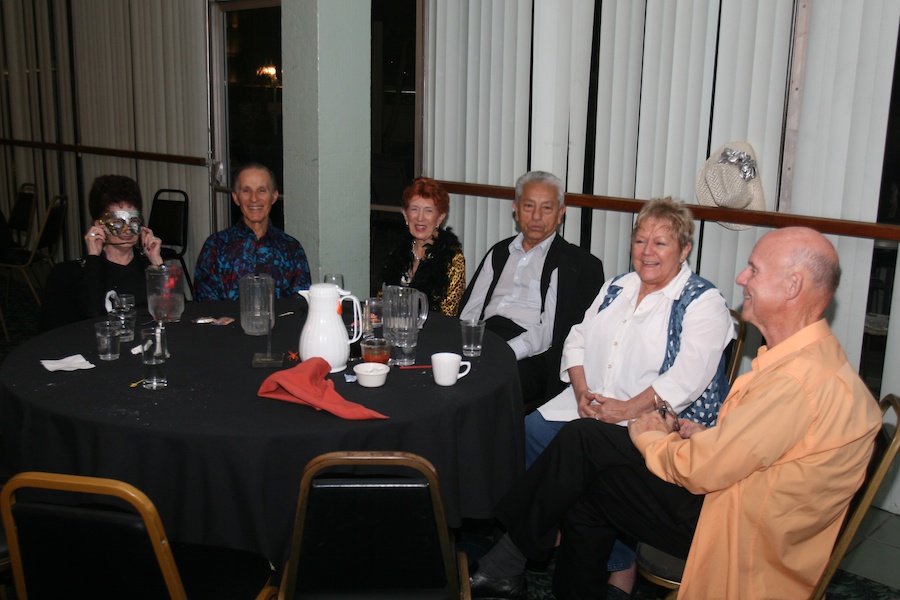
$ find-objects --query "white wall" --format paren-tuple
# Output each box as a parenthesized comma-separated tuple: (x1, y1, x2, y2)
(283, 0, 372, 296)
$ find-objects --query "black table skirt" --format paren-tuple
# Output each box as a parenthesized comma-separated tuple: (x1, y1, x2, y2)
(0, 299, 524, 567)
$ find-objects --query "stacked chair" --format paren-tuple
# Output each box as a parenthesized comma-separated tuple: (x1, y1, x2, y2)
(0, 194, 67, 307)
(6, 184, 36, 249)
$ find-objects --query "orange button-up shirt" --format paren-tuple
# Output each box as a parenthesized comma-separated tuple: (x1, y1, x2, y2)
(634, 320, 881, 599)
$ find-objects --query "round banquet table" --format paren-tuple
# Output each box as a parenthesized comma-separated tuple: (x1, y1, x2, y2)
(0, 299, 525, 567)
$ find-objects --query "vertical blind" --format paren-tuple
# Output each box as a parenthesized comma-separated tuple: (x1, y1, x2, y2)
(427, 0, 532, 266)
(424, 0, 899, 377)
(71, 0, 208, 263)
(1, 0, 76, 242)
(0, 0, 209, 264)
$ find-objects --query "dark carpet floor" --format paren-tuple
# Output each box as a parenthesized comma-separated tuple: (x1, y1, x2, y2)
(522, 560, 900, 599)
(3, 273, 899, 599)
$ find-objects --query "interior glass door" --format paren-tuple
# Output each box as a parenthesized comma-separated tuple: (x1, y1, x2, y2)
(209, 1, 283, 232)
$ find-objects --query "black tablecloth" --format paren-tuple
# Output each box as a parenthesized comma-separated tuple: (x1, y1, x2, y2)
(0, 299, 524, 566)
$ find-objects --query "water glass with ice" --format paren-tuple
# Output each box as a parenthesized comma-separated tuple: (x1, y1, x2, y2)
(140, 327, 168, 390)
(94, 321, 121, 361)
(460, 319, 486, 357)
(392, 328, 418, 366)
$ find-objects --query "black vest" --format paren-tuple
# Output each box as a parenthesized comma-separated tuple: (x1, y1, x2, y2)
(475, 235, 562, 320)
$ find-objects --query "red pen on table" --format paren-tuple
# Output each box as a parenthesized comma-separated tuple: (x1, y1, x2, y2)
(398, 365, 432, 370)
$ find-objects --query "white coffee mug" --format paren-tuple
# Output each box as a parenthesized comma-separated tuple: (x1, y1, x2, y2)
(431, 352, 471, 387)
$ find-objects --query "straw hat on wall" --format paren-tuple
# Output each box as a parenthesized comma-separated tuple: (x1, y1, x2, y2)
(696, 141, 765, 230)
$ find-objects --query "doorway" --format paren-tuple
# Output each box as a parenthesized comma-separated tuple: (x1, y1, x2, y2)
(209, 1, 283, 232)
(370, 0, 417, 295)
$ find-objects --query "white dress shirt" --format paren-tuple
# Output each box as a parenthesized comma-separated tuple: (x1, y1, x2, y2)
(459, 232, 558, 360)
(538, 264, 734, 424)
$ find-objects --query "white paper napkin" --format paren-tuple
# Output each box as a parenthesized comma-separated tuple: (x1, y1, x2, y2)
(41, 354, 96, 372)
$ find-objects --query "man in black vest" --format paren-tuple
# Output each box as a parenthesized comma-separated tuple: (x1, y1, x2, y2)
(459, 171, 605, 406)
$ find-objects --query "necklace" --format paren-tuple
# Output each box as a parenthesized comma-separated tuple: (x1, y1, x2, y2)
(411, 240, 426, 263)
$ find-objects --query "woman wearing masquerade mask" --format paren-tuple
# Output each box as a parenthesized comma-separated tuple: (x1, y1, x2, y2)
(38, 175, 164, 331)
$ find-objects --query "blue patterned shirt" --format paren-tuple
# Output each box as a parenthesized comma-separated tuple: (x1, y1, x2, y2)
(194, 220, 311, 301)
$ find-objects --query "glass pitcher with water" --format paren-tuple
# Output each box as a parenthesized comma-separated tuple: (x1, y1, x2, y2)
(382, 285, 428, 365)
(381, 285, 429, 339)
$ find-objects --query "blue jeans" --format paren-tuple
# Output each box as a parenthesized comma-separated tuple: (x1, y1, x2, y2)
(524, 411, 636, 571)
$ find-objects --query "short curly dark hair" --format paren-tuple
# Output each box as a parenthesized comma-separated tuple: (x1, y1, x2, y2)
(88, 175, 143, 220)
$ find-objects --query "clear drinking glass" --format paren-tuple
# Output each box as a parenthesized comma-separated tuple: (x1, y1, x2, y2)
(360, 337, 392, 364)
(94, 321, 120, 361)
(111, 307, 137, 343)
(392, 328, 418, 366)
(114, 294, 136, 310)
(140, 327, 168, 390)
(363, 297, 383, 339)
(145, 262, 185, 358)
(460, 319, 486, 357)
(323, 273, 344, 289)
(109, 293, 137, 342)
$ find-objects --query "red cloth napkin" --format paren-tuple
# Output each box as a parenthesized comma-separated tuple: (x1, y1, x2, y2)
(258, 357, 388, 420)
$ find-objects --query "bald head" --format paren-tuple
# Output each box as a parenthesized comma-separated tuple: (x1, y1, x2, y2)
(736, 227, 840, 347)
(771, 227, 840, 299)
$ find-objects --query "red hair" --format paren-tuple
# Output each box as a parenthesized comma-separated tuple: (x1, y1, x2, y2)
(401, 177, 450, 215)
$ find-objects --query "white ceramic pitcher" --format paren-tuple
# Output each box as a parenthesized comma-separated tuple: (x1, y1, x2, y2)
(298, 283, 363, 372)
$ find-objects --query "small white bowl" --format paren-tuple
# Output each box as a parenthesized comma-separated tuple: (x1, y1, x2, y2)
(353, 362, 390, 388)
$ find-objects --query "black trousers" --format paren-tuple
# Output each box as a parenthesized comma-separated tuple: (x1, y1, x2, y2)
(486, 316, 562, 405)
(494, 419, 703, 599)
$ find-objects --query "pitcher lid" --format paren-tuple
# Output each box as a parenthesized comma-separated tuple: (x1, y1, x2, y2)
(308, 282, 342, 297)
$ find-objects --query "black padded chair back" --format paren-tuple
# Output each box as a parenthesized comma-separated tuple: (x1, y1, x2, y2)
(7, 184, 36, 248)
(33, 195, 67, 255)
(10, 501, 172, 599)
(148, 189, 193, 296)
(281, 451, 468, 600)
(297, 477, 447, 595)
(148, 190, 188, 252)
(1, 471, 277, 600)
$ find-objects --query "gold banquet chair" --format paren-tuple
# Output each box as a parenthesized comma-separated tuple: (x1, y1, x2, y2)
(0, 471, 278, 600)
(810, 393, 900, 599)
(636, 393, 900, 599)
(0, 504, 11, 600)
(726, 308, 747, 385)
(279, 451, 471, 599)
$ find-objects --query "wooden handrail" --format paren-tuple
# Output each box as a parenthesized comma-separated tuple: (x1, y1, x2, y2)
(437, 180, 900, 243)
(0, 138, 207, 167)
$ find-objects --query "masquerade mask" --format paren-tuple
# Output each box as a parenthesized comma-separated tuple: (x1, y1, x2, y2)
(100, 210, 143, 236)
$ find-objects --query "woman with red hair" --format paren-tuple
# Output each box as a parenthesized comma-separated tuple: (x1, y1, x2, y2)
(380, 177, 465, 316)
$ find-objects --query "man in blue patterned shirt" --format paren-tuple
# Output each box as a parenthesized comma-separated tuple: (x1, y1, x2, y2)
(194, 163, 311, 301)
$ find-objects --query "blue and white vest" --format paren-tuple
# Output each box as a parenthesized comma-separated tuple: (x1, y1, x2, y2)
(597, 273, 730, 426)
